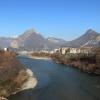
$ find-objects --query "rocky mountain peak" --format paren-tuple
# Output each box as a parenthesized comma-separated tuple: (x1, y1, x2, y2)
(20, 28, 40, 37)
(85, 29, 99, 36)
(63, 29, 100, 47)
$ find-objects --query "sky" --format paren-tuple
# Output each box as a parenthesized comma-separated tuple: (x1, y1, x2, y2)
(0, 0, 100, 40)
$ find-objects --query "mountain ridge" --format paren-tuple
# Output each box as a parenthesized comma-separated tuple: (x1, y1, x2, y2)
(0, 29, 100, 50)
(63, 29, 100, 47)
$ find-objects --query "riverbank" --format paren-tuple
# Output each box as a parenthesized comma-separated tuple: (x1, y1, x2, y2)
(8, 56, 100, 100)
(51, 48, 100, 74)
(0, 51, 37, 99)
(28, 56, 51, 60)
(29, 52, 52, 60)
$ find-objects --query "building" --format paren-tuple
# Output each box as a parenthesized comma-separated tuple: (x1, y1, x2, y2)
(70, 48, 79, 54)
(4, 48, 9, 52)
(70, 47, 92, 54)
(60, 47, 70, 55)
(54, 49, 60, 53)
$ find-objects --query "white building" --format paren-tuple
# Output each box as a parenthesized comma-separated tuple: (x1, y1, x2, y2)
(60, 47, 70, 55)
(70, 48, 79, 54)
(4, 48, 8, 51)
(54, 49, 60, 53)
(70, 47, 92, 54)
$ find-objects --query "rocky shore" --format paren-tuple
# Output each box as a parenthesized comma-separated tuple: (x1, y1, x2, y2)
(29, 56, 51, 60)
(0, 51, 37, 99)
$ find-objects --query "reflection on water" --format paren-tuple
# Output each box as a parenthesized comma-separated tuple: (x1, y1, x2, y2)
(8, 56, 100, 100)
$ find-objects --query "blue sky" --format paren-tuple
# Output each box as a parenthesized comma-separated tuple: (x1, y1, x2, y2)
(0, 0, 100, 40)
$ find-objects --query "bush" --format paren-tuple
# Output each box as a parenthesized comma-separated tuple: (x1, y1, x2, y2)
(52, 47, 100, 74)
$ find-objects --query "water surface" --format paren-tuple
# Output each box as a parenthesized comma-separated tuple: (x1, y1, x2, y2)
(9, 56, 100, 100)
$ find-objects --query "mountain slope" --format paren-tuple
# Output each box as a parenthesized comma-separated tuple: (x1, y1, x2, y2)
(64, 29, 100, 47)
(16, 29, 46, 51)
(14, 29, 67, 51)
(82, 34, 100, 47)
(0, 29, 100, 50)
(0, 37, 13, 48)
(45, 37, 67, 50)
(47, 37, 66, 44)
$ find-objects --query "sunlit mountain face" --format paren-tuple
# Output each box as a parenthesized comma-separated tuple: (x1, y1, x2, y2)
(0, 29, 67, 51)
(63, 29, 100, 47)
(0, 29, 100, 50)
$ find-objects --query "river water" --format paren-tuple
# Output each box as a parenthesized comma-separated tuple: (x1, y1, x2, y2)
(8, 56, 100, 100)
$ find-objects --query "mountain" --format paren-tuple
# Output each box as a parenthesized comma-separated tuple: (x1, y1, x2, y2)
(0, 29, 100, 51)
(47, 37, 66, 44)
(82, 34, 100, 47)
(45, 37, 67, 50)
(16, 29, 46, 51)
(10, 29, 67, 51)
(0, 37, 13, 48)
(63, 29, 100, 47)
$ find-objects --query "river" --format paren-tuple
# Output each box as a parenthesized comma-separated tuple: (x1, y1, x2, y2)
(8, 56, 100, 100)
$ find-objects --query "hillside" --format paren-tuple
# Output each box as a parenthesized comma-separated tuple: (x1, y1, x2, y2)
(0, 37, 13, 48)
(0, 51, 29, 99)
(0, 29, 100, 50)
(82, 34, 100, 47)
(0, 29, 67, 51)
(63, 29, 100, 47)
(16, 29, 46, 51)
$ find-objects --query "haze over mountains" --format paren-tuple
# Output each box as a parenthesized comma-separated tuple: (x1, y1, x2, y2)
(0, 29, 100, 51)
